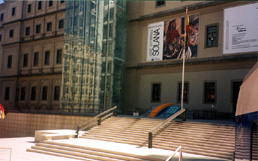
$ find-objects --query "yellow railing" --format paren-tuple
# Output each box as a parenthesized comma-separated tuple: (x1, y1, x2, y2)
(76, 106, 118, 137)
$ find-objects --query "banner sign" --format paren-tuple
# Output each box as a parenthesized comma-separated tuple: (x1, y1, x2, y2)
(223, 3, 258, 54)
(147, 14, 199, 62)
(147, 22, 164, 61)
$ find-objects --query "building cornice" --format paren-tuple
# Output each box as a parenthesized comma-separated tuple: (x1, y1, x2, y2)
(2, 9, 65, 26)
(22, 8, 65, 22)
(127, 53, 258, 69)
(129, 1, 231, 23)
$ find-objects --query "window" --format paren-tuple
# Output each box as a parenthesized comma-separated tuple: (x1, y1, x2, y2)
(44, 51, 50, 65)
(33, 52, 39, 66)
(60, 0, 65, 4)
(36, 24, 41, 34)
(0, 13, 4, 21)
(31, 87, 36, 101)
(152, 83, 161, 102)
(206, 24, 218, 48)
(20, 87, 26, 101)
(54, 86, 60, 101)
(49, 0, 53, 7)
(0, 34, 2, 41)
(27, 4, 31, 13)
(38, 1, 42, 10)
(156, 0, 165, 7)
(56, 49, 62, 64)
(11, 7, 15, 16)
(47, 22, 52, 31)
(59, 19, 64, 29)
(9, 29, 14, 38)
(204, 82, 216, 103)
(25, 27, 30, 36)
(42, 86, 48, 100)
(23, 54, 28, 67)
(7, 56, 12, 68)
(5, 87, 9, 101)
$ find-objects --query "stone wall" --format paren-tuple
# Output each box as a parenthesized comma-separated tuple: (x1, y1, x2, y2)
(0, 113, 92, 138)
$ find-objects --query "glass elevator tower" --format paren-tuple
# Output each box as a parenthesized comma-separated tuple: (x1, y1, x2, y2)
(61, 0, 127, 114)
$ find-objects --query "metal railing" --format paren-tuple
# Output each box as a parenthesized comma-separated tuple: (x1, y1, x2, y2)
(76, 106, 118, 137)
(148, 108, 186, 148)
(166, 146, 182, 161)
(0, 147, 12, 161)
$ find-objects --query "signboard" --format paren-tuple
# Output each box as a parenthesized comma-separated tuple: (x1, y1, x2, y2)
(147, 22, 164, 61)
(223, 3, 258, 54)
(147, 14, 199, 62)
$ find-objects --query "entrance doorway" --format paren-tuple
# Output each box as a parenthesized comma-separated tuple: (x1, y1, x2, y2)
(232, 81, 242, 118)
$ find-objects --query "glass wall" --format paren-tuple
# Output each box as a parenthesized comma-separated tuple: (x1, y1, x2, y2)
(61, 0, 127, 114)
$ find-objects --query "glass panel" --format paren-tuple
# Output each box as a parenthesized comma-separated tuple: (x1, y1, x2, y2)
(61, 0, 127, 114)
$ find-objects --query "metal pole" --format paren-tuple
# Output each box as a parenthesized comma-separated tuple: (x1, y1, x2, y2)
(181, 7, 188, 110)
(179, 147, 182, 161)
(148, 132, 152, 148)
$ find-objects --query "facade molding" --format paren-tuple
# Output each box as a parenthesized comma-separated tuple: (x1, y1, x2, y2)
(127, 53, 258, 69)
(129, 1, 228, 23)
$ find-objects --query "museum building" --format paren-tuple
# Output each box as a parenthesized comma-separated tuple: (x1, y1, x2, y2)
(0, 1, 257, 119)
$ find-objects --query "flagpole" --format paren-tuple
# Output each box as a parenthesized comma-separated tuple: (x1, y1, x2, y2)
(181, 7, 188, 110)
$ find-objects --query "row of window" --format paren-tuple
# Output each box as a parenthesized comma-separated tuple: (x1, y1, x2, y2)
(4, 86, 60, 101)
(0, 7, 17, 19)
(0, 19, 64, 42)
(0, 0, 65, 22)
(34, 0, 65, 11)
(7, 49, 62, 69)
(25, 19, 64, 36)
(152, 82, 216, 104)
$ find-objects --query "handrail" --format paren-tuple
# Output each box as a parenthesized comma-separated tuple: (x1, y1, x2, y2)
(148, 108, 186, 148)
(166, 146, 182, 161)
(76, 106, 118, 137)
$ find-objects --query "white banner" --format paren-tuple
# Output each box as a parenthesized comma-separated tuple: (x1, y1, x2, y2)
(147, 22, 164, 61)
(223, 3, 258, 54)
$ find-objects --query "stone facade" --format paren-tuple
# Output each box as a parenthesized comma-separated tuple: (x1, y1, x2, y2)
(0, 113, 91, 138)
(124, 1, 257, 118)
(0, 1, 65, 112)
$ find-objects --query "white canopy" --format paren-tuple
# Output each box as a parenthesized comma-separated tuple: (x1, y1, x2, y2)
(236, 62, 258, 116)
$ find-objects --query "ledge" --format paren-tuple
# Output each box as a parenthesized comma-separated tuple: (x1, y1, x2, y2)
(127, 53, 258, 69)
(35, 129, 84, 143)
(129, 1, 229, 23)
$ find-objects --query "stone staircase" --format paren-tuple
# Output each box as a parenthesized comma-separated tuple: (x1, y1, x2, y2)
(27, 140, 162, 161)
(151, 121, 235, 160)
(28, 116, 235, 160)
(81, 117, 163, 146)
(81, 116, 235, 160)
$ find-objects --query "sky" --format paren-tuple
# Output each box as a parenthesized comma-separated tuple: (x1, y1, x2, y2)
(0, 0, 3, 4)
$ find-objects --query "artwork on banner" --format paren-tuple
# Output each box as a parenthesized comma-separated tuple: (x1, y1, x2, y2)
(147, 22, 164, 61)
(163, 14, 199, 60)
(223, 3, 258, 54)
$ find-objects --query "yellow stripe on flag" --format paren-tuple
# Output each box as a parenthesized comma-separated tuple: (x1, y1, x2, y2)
(186, 8, 190, 46)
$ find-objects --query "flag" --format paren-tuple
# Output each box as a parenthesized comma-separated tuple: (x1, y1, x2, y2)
(185, 7, 190, 47)
(0, 104, 5, 119)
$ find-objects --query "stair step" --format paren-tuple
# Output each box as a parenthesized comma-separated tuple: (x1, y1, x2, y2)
(41, 140, 163, 161)
(29, 116, 236, 161)
(153, 145, 233, 160)
(31, 143, 145, 161)
(27, 149, 96, 161)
